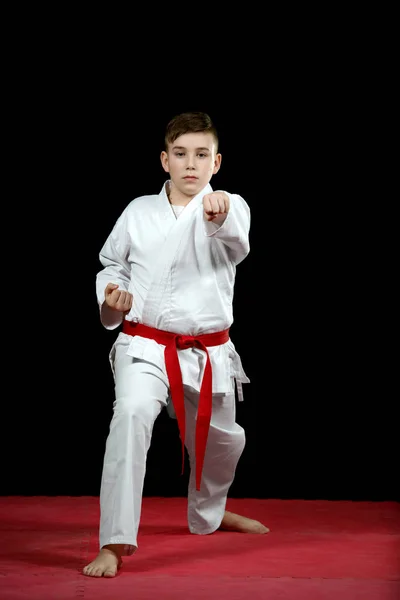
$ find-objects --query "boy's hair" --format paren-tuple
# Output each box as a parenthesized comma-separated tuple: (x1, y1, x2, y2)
(164, 111, 219, 151)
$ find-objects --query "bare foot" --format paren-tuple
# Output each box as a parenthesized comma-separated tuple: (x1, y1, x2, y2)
(82, 545, 123, 578)
(219, 510, 270, 534)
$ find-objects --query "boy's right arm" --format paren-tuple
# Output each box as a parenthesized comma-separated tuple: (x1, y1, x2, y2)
(96, 210, 132, 330)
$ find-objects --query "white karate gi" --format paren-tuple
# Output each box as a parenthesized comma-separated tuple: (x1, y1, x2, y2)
(96, 181, 251, 554)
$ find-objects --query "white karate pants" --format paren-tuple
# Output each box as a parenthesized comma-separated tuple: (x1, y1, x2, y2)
(99, 345, 246, 555)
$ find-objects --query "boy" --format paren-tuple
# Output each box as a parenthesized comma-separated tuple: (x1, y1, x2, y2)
(83, 111, 268, 578)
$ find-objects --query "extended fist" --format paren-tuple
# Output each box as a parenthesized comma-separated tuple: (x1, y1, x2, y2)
(105, 283, 133, 314)
(203, 191, 230, 222)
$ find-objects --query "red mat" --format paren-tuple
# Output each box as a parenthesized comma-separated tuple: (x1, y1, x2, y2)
(0, 497, 399, 599)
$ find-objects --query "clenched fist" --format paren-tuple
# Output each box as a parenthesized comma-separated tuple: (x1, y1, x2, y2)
(105, 283, 133, 314)
(203, 191, 230, 222)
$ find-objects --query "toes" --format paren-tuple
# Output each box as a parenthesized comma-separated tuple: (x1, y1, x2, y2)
(259, 525, 270, 533)
(253, 521, 269, 534)
(82, 559, 120, 578)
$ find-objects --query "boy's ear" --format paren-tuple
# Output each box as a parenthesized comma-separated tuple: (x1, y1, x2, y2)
(213, 153, 222, 175)
(160, 151, 169, 173)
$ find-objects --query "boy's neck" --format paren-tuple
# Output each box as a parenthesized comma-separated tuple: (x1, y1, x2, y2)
(169, 195, 191, 207)
(167, 181, 192, 206)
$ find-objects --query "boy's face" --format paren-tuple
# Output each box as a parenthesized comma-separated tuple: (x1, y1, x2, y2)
(160, 132, 221, 199)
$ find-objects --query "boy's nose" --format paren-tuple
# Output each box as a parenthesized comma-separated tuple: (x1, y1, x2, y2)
(186, 156, 196, 169)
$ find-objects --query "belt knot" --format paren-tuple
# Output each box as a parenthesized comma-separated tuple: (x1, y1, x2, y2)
(175, 334, 200, 349)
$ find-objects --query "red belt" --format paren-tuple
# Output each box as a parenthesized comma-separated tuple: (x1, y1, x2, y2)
(122, 320, 230, 491)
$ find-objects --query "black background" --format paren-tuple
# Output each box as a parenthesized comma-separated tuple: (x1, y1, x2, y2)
(3, 78, 396, 503)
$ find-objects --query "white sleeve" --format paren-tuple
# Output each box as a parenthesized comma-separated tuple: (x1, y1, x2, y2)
(96, 208, 131, 330)
(204, 193, 250, 265)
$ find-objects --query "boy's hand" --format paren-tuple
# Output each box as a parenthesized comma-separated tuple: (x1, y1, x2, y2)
(203, 192, 230, 222)
(105, 283, 133, 314)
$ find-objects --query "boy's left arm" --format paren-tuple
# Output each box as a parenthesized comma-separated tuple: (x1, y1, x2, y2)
(203, 191, 250, 264)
